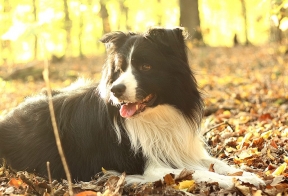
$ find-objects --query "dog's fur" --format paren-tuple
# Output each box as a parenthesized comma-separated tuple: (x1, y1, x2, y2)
(0, 27, 263, 188)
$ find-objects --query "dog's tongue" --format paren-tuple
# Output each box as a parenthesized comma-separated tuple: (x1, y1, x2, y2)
(120, 103, 138, 118)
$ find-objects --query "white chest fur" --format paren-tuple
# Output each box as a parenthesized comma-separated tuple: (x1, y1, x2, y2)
(124, 104, 209, 169)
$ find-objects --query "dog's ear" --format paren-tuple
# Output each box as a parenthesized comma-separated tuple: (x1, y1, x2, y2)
(145, 27, 186, 47)
(145, 27, 188, 60)
(100, 31, 135, 51)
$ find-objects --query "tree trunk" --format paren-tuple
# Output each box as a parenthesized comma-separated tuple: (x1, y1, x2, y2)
(100, 0, 111, 34)
(119, 1, 130, 30)
(240, 0, 249, 45)
(179, 0, 203, 43)
(2, 0, 12, 64)
(63, 0, 72, 54)
(157, 0, 162, 26)
(79, 6, 84, 59)
(32, 0, 37, 59)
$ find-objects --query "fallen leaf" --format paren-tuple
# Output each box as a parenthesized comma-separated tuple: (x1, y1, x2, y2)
(163, 174, 175, 185)
(208, 163, 215, 172)
(178, 180, 195, 190)
(270, 175, 284, 186)
(259, 113, 273, 121)
(8, 178, 24, 189)
(174, 169, 193, 183)
(272, 163, 287, 176)
(270, 139, 278, 148)
(261, 130, 273, 139)
(75, 191, 98, 196)
(228, 171, 243, 176)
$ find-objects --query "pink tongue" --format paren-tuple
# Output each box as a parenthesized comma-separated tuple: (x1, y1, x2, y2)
(120, 103, 138, 118)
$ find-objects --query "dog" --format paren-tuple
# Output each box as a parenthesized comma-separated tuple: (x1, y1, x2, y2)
(0, 27, 264, 188)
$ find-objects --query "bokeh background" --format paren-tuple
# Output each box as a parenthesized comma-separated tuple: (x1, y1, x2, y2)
(0, 0, 287, 64)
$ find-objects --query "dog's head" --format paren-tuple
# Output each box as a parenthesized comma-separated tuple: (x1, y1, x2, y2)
(99, 27, 203, 120)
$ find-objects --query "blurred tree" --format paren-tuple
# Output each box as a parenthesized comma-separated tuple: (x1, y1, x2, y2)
(179, 0, 203, 44)
(63, 0, 72, 55)
(240, 0, 250, 45)
(1, 0, 12, 64)
(32, 0, 38, 59)
(119, 0, 130, 30)
(79, 2, 84, 59)
(100, 0, 111, 34)
(157, 0, 162, 26)
(270, 0, 288, 43)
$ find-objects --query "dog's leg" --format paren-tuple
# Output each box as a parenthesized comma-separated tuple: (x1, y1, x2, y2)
(125, 167, 184, 184)
(199, 157, 265, 187)
(201, 157, 242, 175)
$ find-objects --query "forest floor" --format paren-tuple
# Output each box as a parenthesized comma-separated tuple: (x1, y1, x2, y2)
(0, 45, 288, 195)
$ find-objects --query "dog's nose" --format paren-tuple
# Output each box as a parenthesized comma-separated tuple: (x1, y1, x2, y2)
(111, 84, 126, 98)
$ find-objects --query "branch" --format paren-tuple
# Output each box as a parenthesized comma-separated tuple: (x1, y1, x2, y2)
(42, 58, 73, 196)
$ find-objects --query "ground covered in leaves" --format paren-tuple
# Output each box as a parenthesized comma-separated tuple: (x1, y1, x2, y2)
(0, 45, 288, 195)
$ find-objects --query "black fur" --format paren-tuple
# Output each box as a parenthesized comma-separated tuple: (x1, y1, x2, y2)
(0, 27, 203, 181)
(0, 84, 145, 180)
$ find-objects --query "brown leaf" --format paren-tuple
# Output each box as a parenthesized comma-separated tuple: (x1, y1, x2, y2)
(174, 169, 193, 183)
(163, 174, 175, 185)
(259, 113, 273, 121)
(8, 178, 24, 189)
(75, 191, 98, 196)
(270, 139, 278, 148)
(228, 171, 243, 176)
(208, 164, 215, 172)
(270, 176, 284, 186)
(252, 137, 264, 148)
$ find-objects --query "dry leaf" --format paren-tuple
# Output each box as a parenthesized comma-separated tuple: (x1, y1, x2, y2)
(163, 174, 175, 185)
(174, 169, 193, 183)
(208, 163, 215, 172)
(8, 178, 24, 189)
(272, 163, 287, 176)
(228, 171, 243, 176)
(270, 176, 284, 186)
(178, 180, 195, 190)
(75, 191, 98, 196)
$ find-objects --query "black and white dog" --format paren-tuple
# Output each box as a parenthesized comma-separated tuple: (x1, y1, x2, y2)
(0, 27, 263, 188)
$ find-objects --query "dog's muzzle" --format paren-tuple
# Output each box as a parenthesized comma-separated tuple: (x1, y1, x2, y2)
(110, 84, 156, 118)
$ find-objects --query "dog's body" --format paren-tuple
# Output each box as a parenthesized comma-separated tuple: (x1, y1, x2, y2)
(0, 28, 263, 188)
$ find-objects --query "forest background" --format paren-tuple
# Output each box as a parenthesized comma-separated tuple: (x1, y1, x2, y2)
(0, 0, 288, 64)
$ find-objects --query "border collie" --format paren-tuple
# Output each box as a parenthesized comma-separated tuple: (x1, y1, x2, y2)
(0, 27, 263, 188)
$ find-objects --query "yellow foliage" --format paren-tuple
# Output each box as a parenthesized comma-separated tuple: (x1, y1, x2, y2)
(271, 163, 287, 176)
(178, 180, 195, 190)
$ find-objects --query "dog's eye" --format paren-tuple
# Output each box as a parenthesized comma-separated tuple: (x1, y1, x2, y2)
(140, 64, 151, 71)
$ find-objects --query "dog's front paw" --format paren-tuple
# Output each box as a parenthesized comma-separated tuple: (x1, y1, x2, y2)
(235, 171, 265, 187)
(193, 170, 265, 189)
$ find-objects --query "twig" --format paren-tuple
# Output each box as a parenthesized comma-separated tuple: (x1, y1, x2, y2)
(42, 58, 73, 196)
(225, 121, 235, 132)
(203, 121, 226, 136)
(203, 121, 235, 136)
(214, 146, 226, 157)
(47, 161, 54, 195)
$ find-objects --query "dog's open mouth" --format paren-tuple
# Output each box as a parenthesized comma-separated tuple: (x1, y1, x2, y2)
(119, 94, 156, 118)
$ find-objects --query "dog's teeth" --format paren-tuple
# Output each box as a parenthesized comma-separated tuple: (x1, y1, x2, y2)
(136, 104, 139, 110)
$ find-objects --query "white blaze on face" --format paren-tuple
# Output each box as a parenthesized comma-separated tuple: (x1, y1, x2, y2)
(110, 46, 138, 104)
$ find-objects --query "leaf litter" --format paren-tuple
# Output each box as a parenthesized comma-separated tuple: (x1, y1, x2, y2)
(0, 45, 288, 195)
